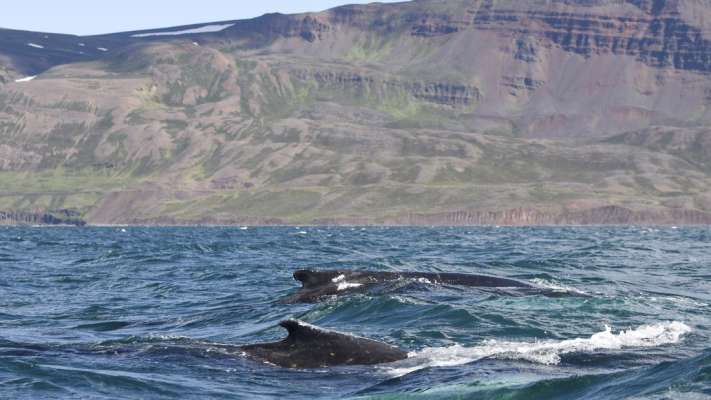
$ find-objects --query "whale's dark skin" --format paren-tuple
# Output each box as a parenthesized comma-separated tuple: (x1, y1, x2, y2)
(279, 269, 536, 304)
(240, 319, 408, 368)
(1, 320, 406, 369)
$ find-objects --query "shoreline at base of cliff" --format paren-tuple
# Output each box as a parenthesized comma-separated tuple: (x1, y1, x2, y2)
(4, 205, 711, 227)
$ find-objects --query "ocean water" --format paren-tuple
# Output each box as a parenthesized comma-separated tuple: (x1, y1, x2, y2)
(0, 226, 709, 399)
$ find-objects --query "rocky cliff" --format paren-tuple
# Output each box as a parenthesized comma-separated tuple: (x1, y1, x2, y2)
(385, 205, 711, 225)
(1, 0, 711, 225)
(0, 209, 86, 226)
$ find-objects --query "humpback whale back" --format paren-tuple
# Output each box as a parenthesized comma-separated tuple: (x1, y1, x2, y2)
(399, 272, 531, 288)
(293, 269, 342, 289)
(280, 269, 536, 303)
(241, 319, 408, 368)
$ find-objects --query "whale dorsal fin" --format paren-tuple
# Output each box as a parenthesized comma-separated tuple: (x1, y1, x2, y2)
(279, 319, 327, 341)
(240, 320, 408, 367)
(292, 270, 341, 289)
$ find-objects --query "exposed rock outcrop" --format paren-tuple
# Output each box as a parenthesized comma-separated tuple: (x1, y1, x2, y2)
(2, 0, 711, 225)
(0, 209, 86, 226)
(296, 69, 480, 107)
(386, 206, 711, 226)
(473, 2, 711, 74)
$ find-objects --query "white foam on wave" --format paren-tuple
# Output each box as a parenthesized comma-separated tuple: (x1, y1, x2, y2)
(131, 24, 234, 38)
(332, 274, 363, 291)
(651, 296, 709, 308)
(27, 43, 44, 49)
(384, 321, 691, 377)
(530, 278, 588, 296)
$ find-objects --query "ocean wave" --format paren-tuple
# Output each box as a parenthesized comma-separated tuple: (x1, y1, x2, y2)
(530, 278, 589, 296)
(384, 321, 692, 376)
(363, 350, 711, 400)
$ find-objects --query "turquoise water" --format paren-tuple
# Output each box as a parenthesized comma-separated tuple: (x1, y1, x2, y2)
(0, 226, 709, 399)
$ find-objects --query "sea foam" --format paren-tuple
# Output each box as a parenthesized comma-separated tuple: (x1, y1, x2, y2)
(530, 278, 589, 295)
(385, 321, 692, 376)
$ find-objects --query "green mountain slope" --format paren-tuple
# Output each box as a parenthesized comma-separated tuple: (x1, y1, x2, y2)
(2, 0, 711, 224)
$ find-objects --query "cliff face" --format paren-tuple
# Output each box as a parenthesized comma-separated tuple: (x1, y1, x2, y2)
(0, 210, 86, 226)
(223, 0, 711, 138)
(473, 1, 711, 73)
(387, 206, 711, 225)
(1, 0, 711, 225)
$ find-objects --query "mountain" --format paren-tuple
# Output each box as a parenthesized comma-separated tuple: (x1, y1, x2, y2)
(2, 0, 711, 225)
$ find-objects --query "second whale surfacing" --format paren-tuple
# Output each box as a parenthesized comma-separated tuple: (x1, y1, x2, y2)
(241, 319, 408, 368)
(279, 269, 540, 304)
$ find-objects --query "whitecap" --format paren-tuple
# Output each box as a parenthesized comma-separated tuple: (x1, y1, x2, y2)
(530, 278, 588, 296)
(384, 321, 691, 377)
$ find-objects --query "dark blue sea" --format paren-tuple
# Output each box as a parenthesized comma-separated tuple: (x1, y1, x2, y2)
(1, 226, 709, 399)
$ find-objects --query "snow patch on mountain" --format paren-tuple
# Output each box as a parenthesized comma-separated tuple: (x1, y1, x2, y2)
(15, 76, 36, 83)
(131, 24, 234, 38)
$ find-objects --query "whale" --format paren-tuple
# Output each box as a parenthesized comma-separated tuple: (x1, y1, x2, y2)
(0, 320, 406, 369)
(279, 269, 537, 304)
(240, 319, 408, 368)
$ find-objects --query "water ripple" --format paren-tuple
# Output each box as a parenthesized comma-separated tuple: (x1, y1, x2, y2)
(0, 226, 709, 399)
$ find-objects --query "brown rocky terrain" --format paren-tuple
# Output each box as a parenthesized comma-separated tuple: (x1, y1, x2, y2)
(1, 0, 711, 225)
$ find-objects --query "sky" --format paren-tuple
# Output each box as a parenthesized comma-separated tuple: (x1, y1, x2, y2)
(0, 0, 402, 36)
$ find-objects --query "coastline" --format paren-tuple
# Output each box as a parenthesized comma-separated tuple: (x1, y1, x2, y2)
(3, 205, 711, 227)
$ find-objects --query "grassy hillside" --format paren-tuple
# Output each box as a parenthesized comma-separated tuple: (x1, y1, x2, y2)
(2, 0, 711, 224)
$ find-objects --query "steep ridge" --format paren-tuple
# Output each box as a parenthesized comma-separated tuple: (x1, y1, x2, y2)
(0, 28, 121, 76)
(473, 1, 711, 73)
(1, 0, 711, 225)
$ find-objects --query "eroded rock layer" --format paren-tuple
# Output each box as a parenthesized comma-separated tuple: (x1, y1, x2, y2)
(1, 0, 711, 225)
